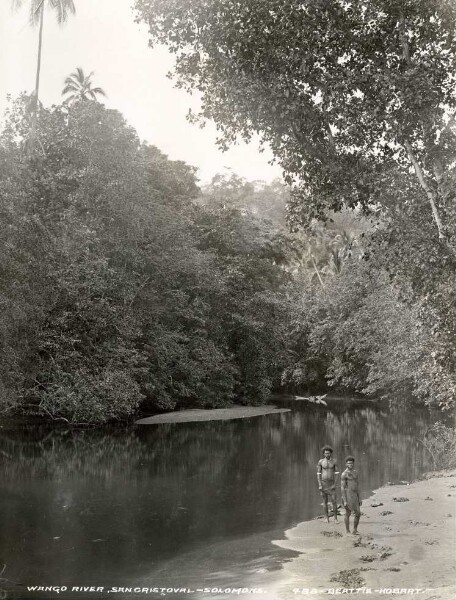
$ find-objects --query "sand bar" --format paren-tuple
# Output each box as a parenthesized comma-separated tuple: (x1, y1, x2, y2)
(271, 471, 456, 600)
(135, 405, 290, 424)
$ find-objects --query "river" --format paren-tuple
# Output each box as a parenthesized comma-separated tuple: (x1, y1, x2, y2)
(0, 399, 435, 599)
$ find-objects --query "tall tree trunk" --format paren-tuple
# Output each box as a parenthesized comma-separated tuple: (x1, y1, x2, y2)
(397, 14, 454, 257)
(29, 2, 44, 148)
(34, 2, 44, 100)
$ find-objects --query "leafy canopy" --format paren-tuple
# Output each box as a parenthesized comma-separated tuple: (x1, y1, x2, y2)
(135, 0, 456, 240)
(0, 96, 295, 422)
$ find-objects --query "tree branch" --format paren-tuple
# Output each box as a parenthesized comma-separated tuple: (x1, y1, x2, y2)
(399, 14, 411, 64)
(403, 140, 446, 242)
(310, 254, 325, 288)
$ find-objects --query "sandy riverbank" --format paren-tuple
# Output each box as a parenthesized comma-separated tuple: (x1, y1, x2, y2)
(135, 405, 290, 424)
(271, 472, 456, 600)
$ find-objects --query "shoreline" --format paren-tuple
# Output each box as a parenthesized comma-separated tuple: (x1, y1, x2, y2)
(2, 394, 421, 427)
(134, 393, 387, 425)
(270, 471, 456, 600)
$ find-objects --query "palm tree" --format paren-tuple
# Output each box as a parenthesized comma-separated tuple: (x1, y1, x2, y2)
(62, 68, 106, 105)
(292, 227, 362, 288)
(12, 0, 76, 141)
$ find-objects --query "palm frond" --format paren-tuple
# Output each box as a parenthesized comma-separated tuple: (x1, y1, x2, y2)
(62, 76, 77, 87)
(11, 0, 41, 23)
(11, 0, 27, 11)
(75, 67, 85, 83)
(48, 0, 75, 24)
(13, 0, 75, 26)
(62, 83, 79, 95)
(29, 0, 44, 26)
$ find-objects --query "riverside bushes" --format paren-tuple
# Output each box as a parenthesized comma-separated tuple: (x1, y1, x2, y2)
(1, 95, 454, 424)
(0, 97, 291, 423)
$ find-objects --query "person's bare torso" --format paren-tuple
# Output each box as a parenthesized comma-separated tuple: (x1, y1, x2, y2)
(318, 458, 337, 491)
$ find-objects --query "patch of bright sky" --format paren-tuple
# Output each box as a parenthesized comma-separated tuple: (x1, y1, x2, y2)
(337, 53, 351, 65)
(311, 89, 323, 105)
(0, 0, 282, 184)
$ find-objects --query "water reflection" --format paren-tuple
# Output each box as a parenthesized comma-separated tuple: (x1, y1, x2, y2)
(0, 403, 435, 598)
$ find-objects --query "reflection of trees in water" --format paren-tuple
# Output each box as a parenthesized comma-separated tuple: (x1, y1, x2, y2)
(0, 406, 434, 585)
(320, 407, 433, 485)
(0, 406, 433, 488)
(0, 427, 147, 481)
(0, 406, 433, 491)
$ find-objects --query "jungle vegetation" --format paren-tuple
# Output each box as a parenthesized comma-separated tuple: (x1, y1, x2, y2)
(0, 0, 454, 424)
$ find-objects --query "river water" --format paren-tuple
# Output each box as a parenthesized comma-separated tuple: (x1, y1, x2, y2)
(0, 399, 435, 599)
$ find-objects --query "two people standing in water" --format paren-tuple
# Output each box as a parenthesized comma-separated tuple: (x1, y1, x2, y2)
(317, 446, 361, 535)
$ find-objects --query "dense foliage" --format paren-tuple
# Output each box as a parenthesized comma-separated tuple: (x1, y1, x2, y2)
(1, 95, 454, 423)
(135, 0, 455, 249)
(0, 97, 292, 423)
(133, 0, 455, 413)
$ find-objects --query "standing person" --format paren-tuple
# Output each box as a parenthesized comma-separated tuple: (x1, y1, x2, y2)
(341, 456, 362, 535)
(317, 445, 340, 523)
